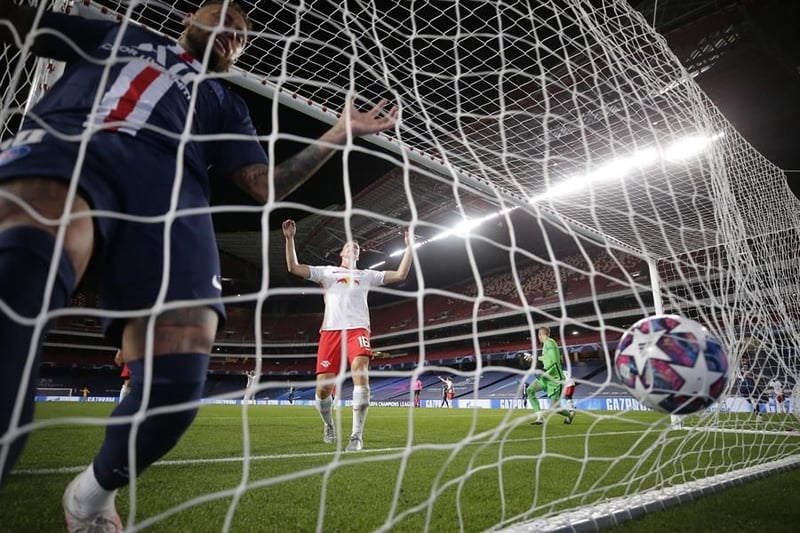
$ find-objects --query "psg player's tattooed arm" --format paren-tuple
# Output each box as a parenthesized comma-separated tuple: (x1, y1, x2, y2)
(230, 141, 339, 203)
(230, 97, 397, 204)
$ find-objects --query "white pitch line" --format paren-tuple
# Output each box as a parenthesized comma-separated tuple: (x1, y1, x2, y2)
(12, 429, 641, 476)
(16, 425, 795, 477)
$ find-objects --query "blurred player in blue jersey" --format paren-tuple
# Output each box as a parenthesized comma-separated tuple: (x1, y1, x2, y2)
(0, 0, 396, 529)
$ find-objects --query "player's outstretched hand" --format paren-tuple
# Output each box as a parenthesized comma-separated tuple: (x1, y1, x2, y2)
(335, 95, 398, 137)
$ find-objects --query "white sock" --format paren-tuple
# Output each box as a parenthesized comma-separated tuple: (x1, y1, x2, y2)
(351, 385, 370, 439)
(316, 395, 333, 427)
(67, 466, 116, 517)
(119, 384, 131, 401)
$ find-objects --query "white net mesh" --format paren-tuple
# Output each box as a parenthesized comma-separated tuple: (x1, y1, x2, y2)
(2, 0, 799, 531)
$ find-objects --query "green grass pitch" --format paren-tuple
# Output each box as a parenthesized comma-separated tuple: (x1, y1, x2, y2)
(1, 403, 798, 532)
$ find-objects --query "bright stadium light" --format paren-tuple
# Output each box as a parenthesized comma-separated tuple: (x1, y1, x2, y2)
(663, 132, 725, 162)
(388, 241, 423, 258)
(529, 133, 721, 204)
(448, 218, 483, 237)
(371, 133, 722, 271)
(379, 208, 519, 264)
(530, 148, 659, 203)
(428, 210, 507, 243)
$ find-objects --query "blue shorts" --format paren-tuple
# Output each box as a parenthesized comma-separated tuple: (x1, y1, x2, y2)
(739, 378, 755, 397)
(0, 129, 225, 344)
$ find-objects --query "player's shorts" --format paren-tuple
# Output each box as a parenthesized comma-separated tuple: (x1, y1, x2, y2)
(530, 377, 563, 403)
(564, 385, 575, 398)
(120, 363, 131, 379)
(446, 390, 454, 400)
(776, 393, 785, 403)
(0, 129, 225, 345)
(316, 328, 372, 375)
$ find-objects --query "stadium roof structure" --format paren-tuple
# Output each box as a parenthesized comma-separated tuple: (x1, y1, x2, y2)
(84, 1, 800, 285)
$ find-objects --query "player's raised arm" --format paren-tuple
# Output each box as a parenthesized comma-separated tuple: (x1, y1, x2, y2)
(383, 230, 414, 285)
(229, 97, 398, 203)
(282, 219, 311, 280)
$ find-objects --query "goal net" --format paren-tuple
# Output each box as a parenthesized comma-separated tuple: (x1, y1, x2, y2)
(2, 0, 799, 531)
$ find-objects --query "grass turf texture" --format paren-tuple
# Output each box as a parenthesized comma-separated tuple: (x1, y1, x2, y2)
(1, 404, 798, 532)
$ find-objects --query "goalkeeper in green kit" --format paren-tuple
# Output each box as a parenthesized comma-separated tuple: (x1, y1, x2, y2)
(527, 327, 576, 425)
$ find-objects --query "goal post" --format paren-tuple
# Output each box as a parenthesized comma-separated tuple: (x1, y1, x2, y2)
(1, 1, 799, 531)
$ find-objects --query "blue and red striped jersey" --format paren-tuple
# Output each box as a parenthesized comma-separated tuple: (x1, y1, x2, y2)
(23, 11, 268, 178)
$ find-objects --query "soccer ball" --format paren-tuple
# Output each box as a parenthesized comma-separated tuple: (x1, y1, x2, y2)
(614, 314, 729, 414)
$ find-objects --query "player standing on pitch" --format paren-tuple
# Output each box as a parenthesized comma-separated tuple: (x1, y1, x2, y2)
(527, 327, 576, 425)
(767, 377, 786, 414)
(283, 220, 414, 452)
(113, 350, 131, 402)
(0, 0, 396, 528)
(438, 375, 454, 408)
(244, 369, 260, 404)
(563, 371, 576, 411)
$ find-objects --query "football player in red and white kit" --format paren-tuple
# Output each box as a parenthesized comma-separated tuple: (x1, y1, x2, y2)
(113, 350, 131, 402)
(564, 372, 576, 410)
(283, 219, 414, 451)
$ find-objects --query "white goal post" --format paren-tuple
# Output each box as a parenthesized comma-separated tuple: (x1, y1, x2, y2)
(1, 1, 799, 532)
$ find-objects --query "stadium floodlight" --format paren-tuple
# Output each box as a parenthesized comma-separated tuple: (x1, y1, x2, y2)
(388, 241, 424, 258)
(374, 132, 720, 266)
(663, 132, 725, 162)
(529, 133, 722, 204)
(376, 210, 508, 264)
(427, 211, 506, 243)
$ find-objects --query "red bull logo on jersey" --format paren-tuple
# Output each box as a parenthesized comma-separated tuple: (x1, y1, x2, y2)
(335, 276, 360, 285)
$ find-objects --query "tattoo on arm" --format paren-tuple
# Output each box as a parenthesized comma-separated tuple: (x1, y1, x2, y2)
(230, 164, 268, 204)
(231, 143, 336, 204)
(272, 143, 334, 201)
